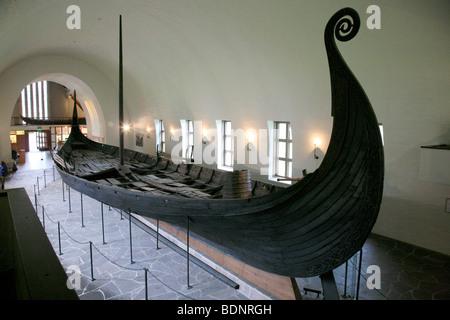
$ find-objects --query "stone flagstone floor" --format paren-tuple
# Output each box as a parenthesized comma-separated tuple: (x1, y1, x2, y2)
(7, 153, 262, 300)
(36, 177, 258, 300)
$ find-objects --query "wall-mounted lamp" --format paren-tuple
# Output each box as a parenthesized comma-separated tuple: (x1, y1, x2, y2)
(246, 131, 255, 151)
(123, 124, 131, 132)
(202, 129, 208, 144)
(314, 138, 321, 159)
(170, 129, 175, 141)
(146, 127, 151, 138)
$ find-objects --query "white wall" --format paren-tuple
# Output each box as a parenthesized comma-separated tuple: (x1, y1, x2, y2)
(0, 0, 448, 254)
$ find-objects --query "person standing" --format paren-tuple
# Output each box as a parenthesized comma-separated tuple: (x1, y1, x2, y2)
(0, 161, 7, 190)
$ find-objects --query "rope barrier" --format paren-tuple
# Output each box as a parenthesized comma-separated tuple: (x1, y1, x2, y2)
(33, 173, 195, 300)
(31, 165, 390, 300)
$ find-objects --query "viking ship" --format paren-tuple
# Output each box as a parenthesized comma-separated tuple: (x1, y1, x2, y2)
(53, 8, 384, 278)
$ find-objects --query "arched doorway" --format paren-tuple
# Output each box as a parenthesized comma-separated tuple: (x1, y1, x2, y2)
(0, 55, 116, 161)
(30, 73, 106, 143)
(8, 74, 107, 165)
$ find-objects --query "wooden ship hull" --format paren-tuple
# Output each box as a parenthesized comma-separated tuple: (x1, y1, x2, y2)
(53, 8, 384, 278)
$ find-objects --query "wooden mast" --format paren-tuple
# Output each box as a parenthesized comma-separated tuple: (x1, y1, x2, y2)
(119, 15, 124, 166)
(71, 90, 79, 128)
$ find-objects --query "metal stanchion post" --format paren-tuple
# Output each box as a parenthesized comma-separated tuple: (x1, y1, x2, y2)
(80, 193, 85, 227)
(62, 180, 65, 202)
(68, 187, 72, 213)
(344, 260, 348, 298)
(144, 268, 149, 300)
(129, 212, 134, 264)
(34, 191, 38, 212)
(58, 222, 62, 255)
(89, 241, 95, 281)
(42, 206, 45, 231)
(156, 220, 160, 250)
(356, 249, 362, 300)
(187, 216, 191, 289)
(37, 177, 40, 196)
(44, 169, 46, 187)
(101, 203, 106, 244)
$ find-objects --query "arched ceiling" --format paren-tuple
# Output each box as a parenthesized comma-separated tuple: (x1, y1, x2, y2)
(33, 73, 106, 139)
(1, 0, 448, 124)
(0, 0, 345, 121)
(0, 0, 448, 165)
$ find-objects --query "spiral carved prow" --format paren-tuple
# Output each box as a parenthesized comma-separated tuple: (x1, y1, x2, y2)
(324, 8, 363, 118)
(328, 8, 361, 42)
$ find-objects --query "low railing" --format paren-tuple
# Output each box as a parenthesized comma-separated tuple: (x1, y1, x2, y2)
(10, 116, 86, 126)
(0, 188, 78, 300)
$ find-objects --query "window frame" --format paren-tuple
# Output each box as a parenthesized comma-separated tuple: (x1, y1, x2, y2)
(182, 119, 194, 160)
(155, 119, 165, 152)
(216, 120, 233, 171)
(21, 81, 49, 122)
(222, 120, 233, 169)
(273, 121, 293, 179)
